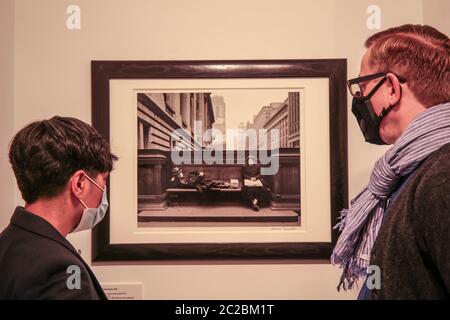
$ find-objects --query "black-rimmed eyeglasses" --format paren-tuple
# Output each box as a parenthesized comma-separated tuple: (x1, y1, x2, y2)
(347, 72, 406, 98)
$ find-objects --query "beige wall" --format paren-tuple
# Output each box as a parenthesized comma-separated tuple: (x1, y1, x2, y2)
(423, 0, 450, 35)
(3, 0, 447, 299)
(0, 0, 15, 229)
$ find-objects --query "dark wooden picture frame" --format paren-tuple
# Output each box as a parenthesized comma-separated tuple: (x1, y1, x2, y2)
(91, 60, 348, 262)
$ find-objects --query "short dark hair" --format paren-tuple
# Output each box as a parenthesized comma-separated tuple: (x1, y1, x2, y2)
(9, 116, 118, 204)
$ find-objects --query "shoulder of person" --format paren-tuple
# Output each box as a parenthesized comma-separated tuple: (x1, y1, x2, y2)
(413, 143, 450, 195)
(2, 223, 76, 259)
(407, 143, 450, 232)
(406, 143, 450, 283)
(1, 225, 98, 299)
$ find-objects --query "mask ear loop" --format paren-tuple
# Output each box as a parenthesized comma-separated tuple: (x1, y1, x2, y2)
(77, 173, 105, 209)
(379, 105, 394, 119)
(83, 173, 105, 192)
(78, 198, 88, 209)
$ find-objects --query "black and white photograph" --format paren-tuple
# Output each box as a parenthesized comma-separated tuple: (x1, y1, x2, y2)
(137, 91, 301, 227)
(92, 60, 346, 261)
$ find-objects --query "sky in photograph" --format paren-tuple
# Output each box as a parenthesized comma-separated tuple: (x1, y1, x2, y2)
(211, 89, 289, 129)
(209, 89, 291, 149)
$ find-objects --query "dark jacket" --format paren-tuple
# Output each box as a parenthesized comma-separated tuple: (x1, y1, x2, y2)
(242, 164, 261, 180)
(0, 207, 107, 300)
(370, 143, 450, 300)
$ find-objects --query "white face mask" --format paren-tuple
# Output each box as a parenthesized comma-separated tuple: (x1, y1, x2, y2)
(72, 174, 108, 233)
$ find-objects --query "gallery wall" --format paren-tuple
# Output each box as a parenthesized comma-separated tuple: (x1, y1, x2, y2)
(0, 0, 15, 230)
(423, 0, 450, 35)
(0, 0, 447, 299)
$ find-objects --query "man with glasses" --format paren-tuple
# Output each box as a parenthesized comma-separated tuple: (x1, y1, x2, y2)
(0, 116, 117, 299)
(332, 24, 450, 299)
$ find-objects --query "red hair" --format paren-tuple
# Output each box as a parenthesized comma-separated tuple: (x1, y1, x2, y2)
(365, 24, 450, 108)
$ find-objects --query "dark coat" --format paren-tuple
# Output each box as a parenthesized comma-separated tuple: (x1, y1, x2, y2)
(242, 164, 261, 180)
(0, 207, 107, 300)
(370, 143, 450, 299)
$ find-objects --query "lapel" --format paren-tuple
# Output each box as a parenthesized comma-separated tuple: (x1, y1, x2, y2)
(10, 207, 107, 300)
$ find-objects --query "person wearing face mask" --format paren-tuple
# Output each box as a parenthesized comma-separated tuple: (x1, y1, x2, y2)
(0, 116, 117, 299)
(241, 156, 269, 211)
(332, 24, 450, 300)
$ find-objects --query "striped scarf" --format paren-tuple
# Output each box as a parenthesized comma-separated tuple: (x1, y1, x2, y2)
(331, 101, 450, 291)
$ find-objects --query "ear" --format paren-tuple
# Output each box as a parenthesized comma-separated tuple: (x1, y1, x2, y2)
(70, 170, 87, 200)
(386, 73, 402, 106)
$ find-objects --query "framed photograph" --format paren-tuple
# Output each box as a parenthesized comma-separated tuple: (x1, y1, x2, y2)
(91, 60, 348, 261)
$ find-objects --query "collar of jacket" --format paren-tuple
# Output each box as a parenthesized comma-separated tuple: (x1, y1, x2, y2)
(10, 206, 80, 257)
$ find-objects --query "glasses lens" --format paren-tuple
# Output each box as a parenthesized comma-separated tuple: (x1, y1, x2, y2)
(349, 83, 362, 97)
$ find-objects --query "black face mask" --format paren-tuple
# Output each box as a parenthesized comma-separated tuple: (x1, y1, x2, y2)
(351, 76, 397, 145)
(352, 97, 394, 145)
